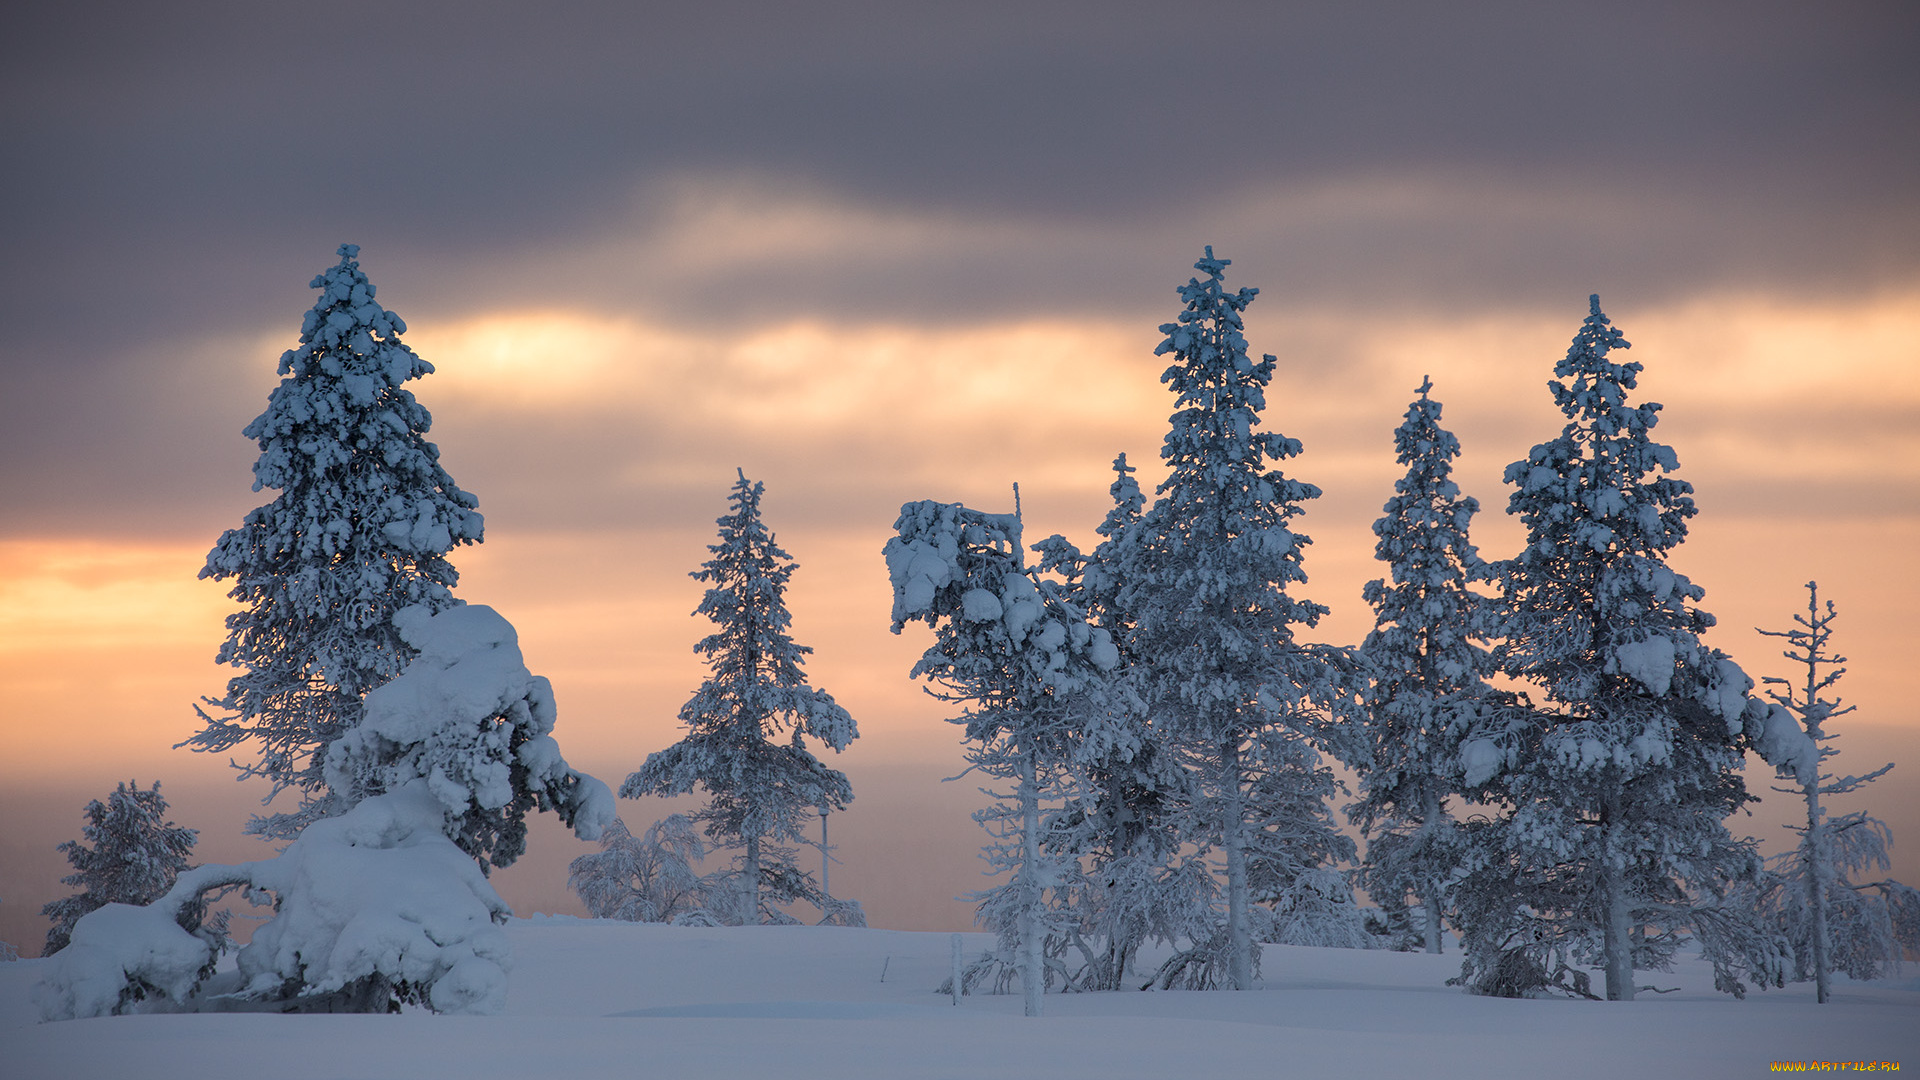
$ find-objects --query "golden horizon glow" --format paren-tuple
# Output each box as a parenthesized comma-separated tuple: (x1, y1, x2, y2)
(3, 285, 1915, 944)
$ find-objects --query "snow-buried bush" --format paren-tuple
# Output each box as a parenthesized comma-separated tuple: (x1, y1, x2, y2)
(35, 605, 612, 1020)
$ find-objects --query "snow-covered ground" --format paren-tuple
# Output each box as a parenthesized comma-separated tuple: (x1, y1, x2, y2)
(3, 919, 1914, 1079)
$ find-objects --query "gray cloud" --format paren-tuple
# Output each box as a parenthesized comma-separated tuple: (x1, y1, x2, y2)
(4, 0, 1917, 532)
(5, 1, 1916, 339)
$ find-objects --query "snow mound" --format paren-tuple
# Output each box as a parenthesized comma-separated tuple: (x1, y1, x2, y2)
(234, 783, 514, 1014)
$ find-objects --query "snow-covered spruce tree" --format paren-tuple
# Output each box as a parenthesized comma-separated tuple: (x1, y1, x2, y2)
(41, 781, 199, 956)
(887, 498, 1123, 1015)
(623, 472, 857, 926)
(1117, 248, 1357, 991)
(1472, 296, 1781, 1001)
(1350, 377, 1500, 955)
(1032, 455, 1214, 992)
(189, 244, 483, 839)
(1753, 582, 1919, 1002)
(569, 815, 726, 923)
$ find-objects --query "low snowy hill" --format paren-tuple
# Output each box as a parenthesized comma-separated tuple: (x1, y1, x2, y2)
(4, 919, 1914, 1079)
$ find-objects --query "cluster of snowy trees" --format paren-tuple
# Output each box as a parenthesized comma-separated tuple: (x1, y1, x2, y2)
(886, 250, 1916, 1011)
(30, 243, 1913, 1020)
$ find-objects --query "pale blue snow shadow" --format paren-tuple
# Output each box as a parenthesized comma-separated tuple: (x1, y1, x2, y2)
(609, 1001, 962, 1020)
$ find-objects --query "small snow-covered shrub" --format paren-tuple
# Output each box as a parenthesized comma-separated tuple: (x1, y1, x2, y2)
(817, 898, 868, 928)
(41, 780, 198, 956)
(569, 815, 720, 924)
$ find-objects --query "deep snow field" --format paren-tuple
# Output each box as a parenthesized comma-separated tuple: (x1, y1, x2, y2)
(3, 918, 1915, 1079)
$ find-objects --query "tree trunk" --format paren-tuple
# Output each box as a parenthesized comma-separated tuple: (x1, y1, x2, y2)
(1807, 786, 1830, 1004)
(1423, 789, 1444, 954)
(1019, 752, 1044, 1017)
(1600, 794, 1634, 1001)
(1801, 623, 1832, 1006)
(1223, 741, 1252, 991)
(745, 833, 761, 926)
(1102, 765, 1136, 990)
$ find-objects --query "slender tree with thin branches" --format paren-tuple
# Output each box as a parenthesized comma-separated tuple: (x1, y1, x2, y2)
(623, 471, 857, 925)
(1754, 582, 1918, 1002)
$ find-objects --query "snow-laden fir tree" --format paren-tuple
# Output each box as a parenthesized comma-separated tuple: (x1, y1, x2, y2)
(1751, 583, 1919, 1002)
(1469, 296, 1781, 1001)
(887, 497, 1124, 1014)
(1350, 377, 1501, 954)
(624, 472, 857, 926)
(188, 245, 483, 838)
(1115, 248, 1358, 990)
(41, 781, 199, 956)
(1032, 456, 1215, 992)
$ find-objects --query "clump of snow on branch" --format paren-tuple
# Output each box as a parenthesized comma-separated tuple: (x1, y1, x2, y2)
(1753, 701, 1820, 787)
(886, 500, 1120, 690)
(1609, 635, 1676, 696)
(234, 784, 515, 1013)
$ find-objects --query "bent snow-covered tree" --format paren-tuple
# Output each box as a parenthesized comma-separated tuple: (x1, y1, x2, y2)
(887, 497, 1124, 1015)
(189, 244, 483, 839)
(1118, 248, 1356, 991)
(325, 605, 615, 870)
(34, 605, 612, 1019)
(1351, 378, 1502, 955)
(41, 781, 199, 957)
(1751, 583, 1919, 1002)
(1467, 296, 1783, 1002)
(623, 472, 857, 926)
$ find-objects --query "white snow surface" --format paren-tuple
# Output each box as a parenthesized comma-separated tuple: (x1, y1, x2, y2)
(6, 920, 1914, 1079)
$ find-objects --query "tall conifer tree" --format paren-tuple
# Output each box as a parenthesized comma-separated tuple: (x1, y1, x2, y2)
(887, 496, 1124, 1014)
(1033, 456, 1212, 991)
(1119, 249, 1353, 990)
(1474, 296, 1767, 1000)
(1352, 378, 1496, 954)
(190, 245, 483, 837)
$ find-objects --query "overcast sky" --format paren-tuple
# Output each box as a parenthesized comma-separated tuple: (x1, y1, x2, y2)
(2, 2, 1916, 943)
